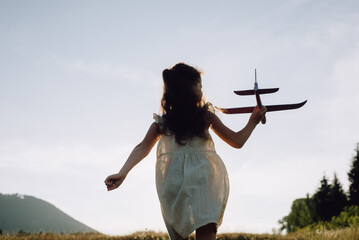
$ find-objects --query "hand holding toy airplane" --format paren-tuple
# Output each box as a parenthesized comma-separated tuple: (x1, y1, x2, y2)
(215, 69, 307, 124)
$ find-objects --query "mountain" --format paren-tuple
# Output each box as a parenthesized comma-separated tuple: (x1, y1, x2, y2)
(0, 193, 97, 234)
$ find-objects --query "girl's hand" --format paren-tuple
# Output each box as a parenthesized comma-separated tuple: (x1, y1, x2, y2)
(249, 106, 267, 125)
(104, 173, 127, 191)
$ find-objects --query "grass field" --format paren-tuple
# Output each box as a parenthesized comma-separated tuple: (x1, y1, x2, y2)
(0, 227, 358, 240)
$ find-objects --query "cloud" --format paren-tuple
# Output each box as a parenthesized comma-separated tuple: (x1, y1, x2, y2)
(0, 140, 134, 176)
(332, 49, 359, 95)
(322, 49, 359, 144)
(69, 59, 158, 84)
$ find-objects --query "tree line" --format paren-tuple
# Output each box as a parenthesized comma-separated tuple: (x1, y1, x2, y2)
(279, 143, 359, 232)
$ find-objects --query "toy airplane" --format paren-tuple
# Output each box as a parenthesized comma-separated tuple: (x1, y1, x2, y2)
(215, 69, 307, 124)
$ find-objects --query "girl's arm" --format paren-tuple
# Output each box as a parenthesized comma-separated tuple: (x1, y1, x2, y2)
(105, 122, 161, 191)
(208, 106, 267, 149)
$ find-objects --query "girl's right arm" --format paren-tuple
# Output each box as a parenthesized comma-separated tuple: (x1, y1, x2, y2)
(208, 106, 266, 149)
(104, 122, 161, 191)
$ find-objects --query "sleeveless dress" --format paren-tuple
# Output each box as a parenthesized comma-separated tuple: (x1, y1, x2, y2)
(154, 114, 229, 239)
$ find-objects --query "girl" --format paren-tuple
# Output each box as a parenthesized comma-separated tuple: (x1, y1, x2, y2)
(105, 63, 267, 240)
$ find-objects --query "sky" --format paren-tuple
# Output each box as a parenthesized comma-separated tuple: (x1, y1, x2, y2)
(1, 0, 359, 236)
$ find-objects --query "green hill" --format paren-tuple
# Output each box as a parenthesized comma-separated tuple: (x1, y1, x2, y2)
(0, 193, 97, 234)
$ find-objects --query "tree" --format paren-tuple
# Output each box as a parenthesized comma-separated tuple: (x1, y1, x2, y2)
(312, 174, 348, 221)
(279, 195, 314, 233)
(330, 173, 347, 217)
(279, 144, 359, 233)
(312, 175, 332, 221)
(348, 144, 359, 206)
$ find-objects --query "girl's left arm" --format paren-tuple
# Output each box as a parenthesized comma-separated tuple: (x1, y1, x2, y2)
(105, 122, 161, 191)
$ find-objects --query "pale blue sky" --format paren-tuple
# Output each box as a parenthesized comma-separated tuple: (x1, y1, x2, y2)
(1, 0, 359, 235)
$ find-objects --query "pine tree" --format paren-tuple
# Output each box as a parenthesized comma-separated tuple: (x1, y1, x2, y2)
(329, 173, 347, 217)
(348, 143, 359, 206)
(312, 175, 332, 221)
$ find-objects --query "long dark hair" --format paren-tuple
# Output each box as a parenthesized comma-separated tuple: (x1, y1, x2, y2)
(160, 63, 210, 144)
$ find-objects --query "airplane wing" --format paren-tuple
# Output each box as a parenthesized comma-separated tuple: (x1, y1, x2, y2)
(234, 88, 279, 95)
(215, 106, 255, 114)
(215, 100, 307, 114)
(265, 101, 307, 112)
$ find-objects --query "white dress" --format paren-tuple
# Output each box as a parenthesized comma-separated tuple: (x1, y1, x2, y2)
(154, 114, 229, 239)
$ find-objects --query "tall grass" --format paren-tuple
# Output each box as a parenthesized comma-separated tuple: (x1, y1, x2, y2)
(0, 227, 358, 240)
(285, 226, 359, 240)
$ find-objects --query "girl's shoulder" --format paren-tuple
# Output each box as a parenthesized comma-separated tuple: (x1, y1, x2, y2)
(153, 113, 166, 134)
(203, 102, 217, 125)
(204, 102, 216, 114)
(153, 113, 163, 124)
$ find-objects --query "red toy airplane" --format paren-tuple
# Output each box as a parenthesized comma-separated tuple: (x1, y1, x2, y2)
(215, 69, 307, 124)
